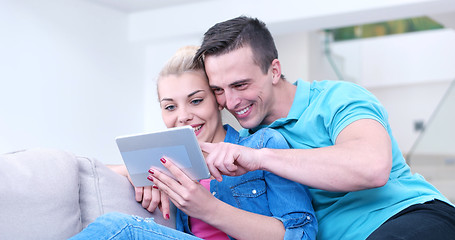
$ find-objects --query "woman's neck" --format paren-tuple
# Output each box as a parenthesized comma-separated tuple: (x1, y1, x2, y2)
(212, 125, 227, 143)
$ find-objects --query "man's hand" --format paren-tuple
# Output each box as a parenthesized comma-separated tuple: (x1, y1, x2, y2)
(199, 142, 261, 181)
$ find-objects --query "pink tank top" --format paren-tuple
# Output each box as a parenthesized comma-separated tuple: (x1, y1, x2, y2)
(189, 179, 230, 240)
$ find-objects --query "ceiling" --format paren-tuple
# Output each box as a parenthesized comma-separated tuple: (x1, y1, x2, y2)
(85, 0, 215, 13)
(85, 0, 455, 38)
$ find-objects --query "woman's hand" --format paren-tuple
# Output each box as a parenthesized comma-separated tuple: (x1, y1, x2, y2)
(130, 172, 171, 219)
(132, 184, 170, 215)
(148, 156, 219, 220)
(106, 164, 170, 217)
(150, 157, 287, 240)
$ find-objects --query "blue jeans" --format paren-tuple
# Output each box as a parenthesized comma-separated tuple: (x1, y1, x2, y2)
(69, 212, 202, 240)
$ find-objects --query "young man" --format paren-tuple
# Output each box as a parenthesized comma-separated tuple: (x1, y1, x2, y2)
(195, 16, 455, 240)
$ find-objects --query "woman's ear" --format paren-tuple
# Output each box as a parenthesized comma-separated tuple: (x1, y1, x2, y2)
(218, 104, 224, 111)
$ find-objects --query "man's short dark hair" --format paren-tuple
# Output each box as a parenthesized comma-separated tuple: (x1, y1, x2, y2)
(195, 16, 279, 75)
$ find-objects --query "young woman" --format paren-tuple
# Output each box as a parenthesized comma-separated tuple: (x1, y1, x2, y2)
(69, 46, 317, 240)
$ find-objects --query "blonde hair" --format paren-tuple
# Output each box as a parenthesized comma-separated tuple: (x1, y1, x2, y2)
(158, 46, 203, 78)
(157, 46, 207, 100)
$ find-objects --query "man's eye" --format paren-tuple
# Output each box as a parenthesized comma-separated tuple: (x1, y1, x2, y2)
(213, 88, 224, 95)
(234, 83, 247, 89)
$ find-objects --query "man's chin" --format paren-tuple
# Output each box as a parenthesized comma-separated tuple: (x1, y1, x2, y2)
(237, 118, 259, 130)
(230, 110, 259, 129)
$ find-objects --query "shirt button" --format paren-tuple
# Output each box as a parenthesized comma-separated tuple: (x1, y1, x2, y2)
(252, 189, 257, 194)
(212, 192, 216, 196)
(307, 216, 311, 220)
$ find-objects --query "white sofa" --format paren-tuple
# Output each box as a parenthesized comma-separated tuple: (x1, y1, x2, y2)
(0, 148, 174, 240)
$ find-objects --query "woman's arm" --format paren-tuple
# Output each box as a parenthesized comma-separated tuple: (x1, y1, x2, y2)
(106, 164, 129, 177)
(264, 171, 317, 239)
(150, 157, 286, 240)
(204, 201, 285, 240)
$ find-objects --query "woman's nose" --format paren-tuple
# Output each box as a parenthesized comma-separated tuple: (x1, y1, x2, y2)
(178, 108, 193, 123)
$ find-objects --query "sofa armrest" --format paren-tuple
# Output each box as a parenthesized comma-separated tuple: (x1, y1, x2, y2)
(0, 148, 175, 240)
(0, 148, 82, 240)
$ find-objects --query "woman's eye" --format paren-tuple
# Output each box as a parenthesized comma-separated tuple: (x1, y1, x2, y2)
(164, 105, 175, 111)
(191, 99, 203, 105)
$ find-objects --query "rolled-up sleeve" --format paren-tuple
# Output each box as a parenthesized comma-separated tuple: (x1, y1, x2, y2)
(265, 171, 318, 240)
(274, 212, 317, 239)
(261, 130, 317, 239)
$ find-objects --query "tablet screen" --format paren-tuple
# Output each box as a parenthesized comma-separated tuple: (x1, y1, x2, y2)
(116, 126, 210, 187)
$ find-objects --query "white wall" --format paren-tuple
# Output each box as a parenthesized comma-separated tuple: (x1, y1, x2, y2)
(128, 0, 455, 42)
(2, 0, 455, 165)
(128, 0, 455, 155)
(274, 32, 311, 83)
(0, 0, 144, 164)
(143, 38, 200, 132)
(274, 28, 455, 155)
(370, 81, 451, 153)
(333, 29, 455, 87)
(329, 29, 455, 154)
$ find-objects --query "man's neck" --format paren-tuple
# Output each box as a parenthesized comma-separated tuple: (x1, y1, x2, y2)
(266, 79, 296, 124)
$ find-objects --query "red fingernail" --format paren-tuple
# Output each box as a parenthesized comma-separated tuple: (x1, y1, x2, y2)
(166, 214, 170, 219)
(160, 158, 166, 164)
(147, 176, 153, 182)
(148, 169, 154, 174)
(152, 185, 158, 189)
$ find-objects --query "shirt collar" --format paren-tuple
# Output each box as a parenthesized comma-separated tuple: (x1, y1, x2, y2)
(223, 124, 239, 144)
(267, 79, 310, 128)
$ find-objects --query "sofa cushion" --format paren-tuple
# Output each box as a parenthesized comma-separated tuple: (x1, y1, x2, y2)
(77, 155, 175, 229)
(0, 148, 175, 240)
(0, 148, 82, 240)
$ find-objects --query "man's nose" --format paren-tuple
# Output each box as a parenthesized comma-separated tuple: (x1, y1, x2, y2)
(224, 90, 240, 111)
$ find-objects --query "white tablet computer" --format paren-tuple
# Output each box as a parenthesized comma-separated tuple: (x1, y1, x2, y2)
(115, 126, 210, 187)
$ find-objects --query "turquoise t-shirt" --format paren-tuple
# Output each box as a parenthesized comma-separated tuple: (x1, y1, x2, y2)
(242, 79, 451, 240)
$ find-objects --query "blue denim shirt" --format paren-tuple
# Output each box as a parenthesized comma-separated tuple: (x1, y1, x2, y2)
(176, 125, 317, 240)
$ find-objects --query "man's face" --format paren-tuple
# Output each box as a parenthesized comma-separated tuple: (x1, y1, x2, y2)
(204, 46, 276, 129)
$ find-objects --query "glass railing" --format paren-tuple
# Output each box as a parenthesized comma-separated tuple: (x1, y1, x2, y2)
(322, 16, 454, 202)
(406, 79, 455, 202)
(326, 16, 444, 42)
(407, 79, 455, 163)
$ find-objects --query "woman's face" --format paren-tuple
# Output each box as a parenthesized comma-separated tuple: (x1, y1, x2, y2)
(158, 71, 226, 143)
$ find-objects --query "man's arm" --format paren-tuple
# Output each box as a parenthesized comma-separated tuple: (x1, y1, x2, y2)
(202, 119, 392, 192)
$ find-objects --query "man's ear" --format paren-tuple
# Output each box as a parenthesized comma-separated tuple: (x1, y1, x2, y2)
(270, 59, 282, 85)
(218, 104, 224, 111)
